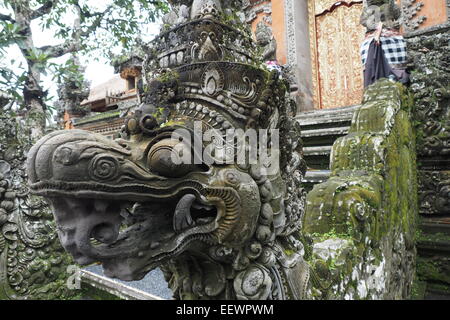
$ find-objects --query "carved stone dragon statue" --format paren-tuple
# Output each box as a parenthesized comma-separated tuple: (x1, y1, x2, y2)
(27, 0, 309, 300)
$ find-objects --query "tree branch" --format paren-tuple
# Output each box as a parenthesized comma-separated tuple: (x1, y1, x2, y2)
(74, 4, 115, 40)
(37, 3, 84, 59)
(39, 40, 81, 58)
(72, 1, 113, 19)
(0, 13, 16, 23)
(30, 1, 56, 20)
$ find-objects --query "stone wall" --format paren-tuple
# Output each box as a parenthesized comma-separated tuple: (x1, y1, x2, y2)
(407, 29, 450, 297)
(303, 80, 418, 299)
(0, 111, 78, 299)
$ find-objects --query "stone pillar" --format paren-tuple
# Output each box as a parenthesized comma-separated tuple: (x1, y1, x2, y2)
(284, 0, 314, 112)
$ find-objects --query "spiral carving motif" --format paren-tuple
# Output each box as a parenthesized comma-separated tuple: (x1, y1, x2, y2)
(89, 155, 120, 181)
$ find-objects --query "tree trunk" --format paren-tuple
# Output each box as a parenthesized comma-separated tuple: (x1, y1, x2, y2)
(24, 60, 46, 141)
(26, 96, 46, 140)
(15, 8, 47, 140)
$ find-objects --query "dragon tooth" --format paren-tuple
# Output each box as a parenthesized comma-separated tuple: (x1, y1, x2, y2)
(173, 194, 196, 233)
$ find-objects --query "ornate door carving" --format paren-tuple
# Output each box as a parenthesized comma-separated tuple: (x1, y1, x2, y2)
(309, 1, 365, 109)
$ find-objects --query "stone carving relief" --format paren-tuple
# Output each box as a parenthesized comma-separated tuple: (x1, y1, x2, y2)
(359, 0, 428, 33)
(419, 171, 450, 215)
(408, 32, 450, 215)
(0, 111, 77, 300)
(143, 7, 257, 80)
(191, 0, 222, 19)
(255, 21, 277, 61)
(401, 0, 426, 33)
(27, 0, 310, 300)
(360, 0, 402, 32)
(408, 34, 450, 159)
(284, 0, 297, 66)
(54, 57, 90, 125)
(242, 1, 272, 23)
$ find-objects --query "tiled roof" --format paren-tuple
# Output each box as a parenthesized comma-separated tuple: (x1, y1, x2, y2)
(82, 75, 127, 104)
(74, 109, 122, 126)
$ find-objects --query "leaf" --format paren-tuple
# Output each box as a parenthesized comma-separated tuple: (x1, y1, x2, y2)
(0, 0, 167, 129)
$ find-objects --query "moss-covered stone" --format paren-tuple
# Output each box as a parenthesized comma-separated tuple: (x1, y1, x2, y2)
(80, 284, 123, 300)
(303, 80, 418, 300)
(409, 277, 426, 300)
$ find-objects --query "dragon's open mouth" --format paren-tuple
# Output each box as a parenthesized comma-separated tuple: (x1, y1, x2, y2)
(47, 191, 221, 280)
(27, 129, 260, 281)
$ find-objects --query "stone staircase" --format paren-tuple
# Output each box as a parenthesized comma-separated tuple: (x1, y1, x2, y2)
(296, 105, 361, 191)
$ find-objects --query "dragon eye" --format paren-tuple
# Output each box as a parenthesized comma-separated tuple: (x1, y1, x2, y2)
(147, 139, 197, 178)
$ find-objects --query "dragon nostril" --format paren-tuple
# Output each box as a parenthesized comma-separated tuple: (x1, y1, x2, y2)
(91, 223, 119, 244)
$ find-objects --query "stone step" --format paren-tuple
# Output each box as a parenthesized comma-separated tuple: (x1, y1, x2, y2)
(303, 146, 332, 157)
(301, 126, 350, 138)
(303, 170, 331, 184)
(302, 170, 332, 192)
(296, 105, 360, 129)
(296, 104, 360, 120)
(417, 240, 450, 256)
(424, 284, 450, 300)
(420, 216, 450, 235)
(417, 216, 450, 256)
(301, 126, 350, 148)
(298, 106, 360, 184)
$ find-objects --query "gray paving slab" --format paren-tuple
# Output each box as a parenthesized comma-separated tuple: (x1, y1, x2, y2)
(84, 265, 173, 300)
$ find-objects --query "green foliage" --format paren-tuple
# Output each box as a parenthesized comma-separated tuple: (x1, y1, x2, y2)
(409, 276, 426, 300)
(0, 20, 25, 47)
(155, 69, 180, 83)
(50, 57, 85, 87)
(0, 0, 168, 120)
(80, 284, 122, 300)
(0, 63, 26, 105)
(311, 226, 354, 242)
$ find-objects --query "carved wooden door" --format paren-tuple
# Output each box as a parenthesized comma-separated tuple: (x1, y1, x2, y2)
(309, 1, 366, 109)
